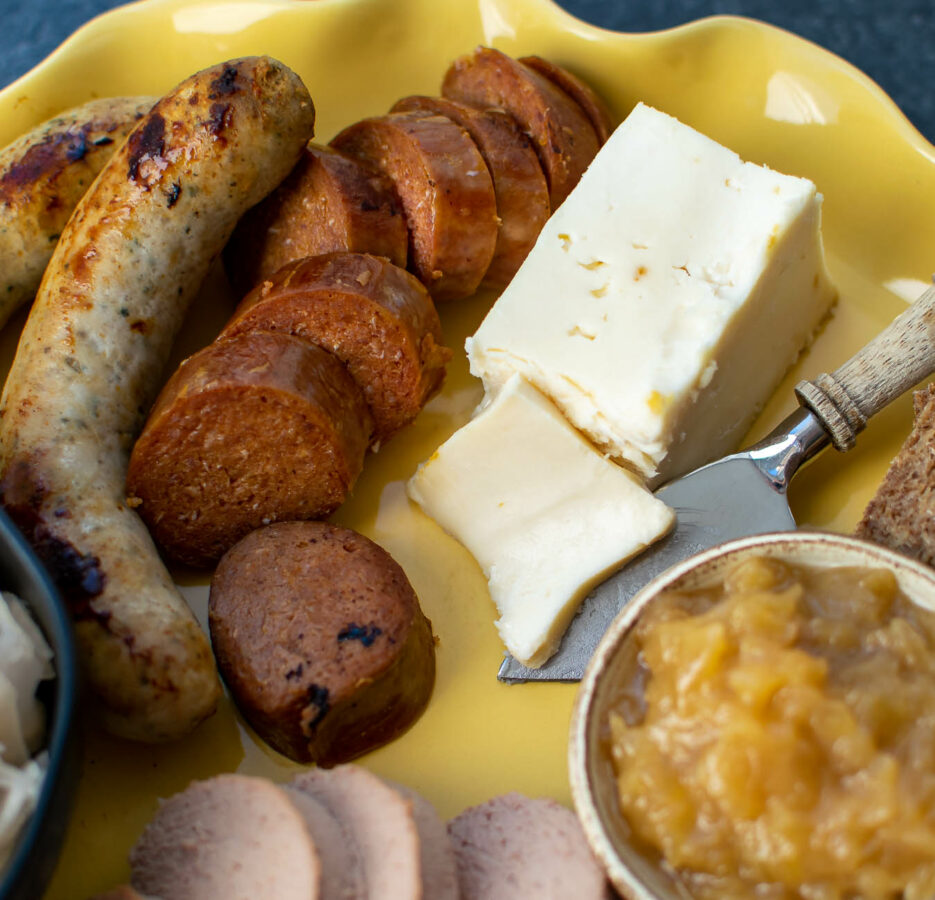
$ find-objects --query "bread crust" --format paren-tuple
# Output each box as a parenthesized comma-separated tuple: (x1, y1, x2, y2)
(857, 384, 935, 564)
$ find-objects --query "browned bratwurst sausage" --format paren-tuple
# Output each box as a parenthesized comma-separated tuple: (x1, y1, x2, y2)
(442, 47, 600, 208)
(224, 142, 408, 295)
(127, 330, 373, 568)
(0, 57, 315, 742)
(0, 96, 154, 329)
(331, 112, 498, 302)
(390, 95, 550, 288)
(222, 252, 450, 442)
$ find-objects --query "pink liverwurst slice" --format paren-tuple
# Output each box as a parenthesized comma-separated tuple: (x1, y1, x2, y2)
(290, 766, 423, 899)
(129, 773, 321, 900)
(384, 780, 459, 900)
(447, 792, 610, 899)
(283, 785, 368, 900)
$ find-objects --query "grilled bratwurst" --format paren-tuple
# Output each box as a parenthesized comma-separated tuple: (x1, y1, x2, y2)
(0, 56, 315, 742)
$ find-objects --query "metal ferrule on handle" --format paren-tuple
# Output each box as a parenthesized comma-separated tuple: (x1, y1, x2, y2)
(795, 281, 935, 450)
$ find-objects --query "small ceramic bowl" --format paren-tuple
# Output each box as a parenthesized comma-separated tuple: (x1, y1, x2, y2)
(0, 507, 79, 900)
(568, 530, 935, 900)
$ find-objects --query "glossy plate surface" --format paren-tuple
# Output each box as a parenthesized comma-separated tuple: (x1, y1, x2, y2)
(2, 0, 934, 894)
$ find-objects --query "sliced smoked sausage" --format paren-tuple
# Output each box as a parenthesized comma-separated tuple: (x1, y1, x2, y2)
(441, 46, 599, 208)
(224, 142, 408, 295)
(518, 55, 615, 144)
(331, 112, 497, 302)
(126, 331, 372, 568)
(390, 96, 550, 288)
(222, 252, 450, 442)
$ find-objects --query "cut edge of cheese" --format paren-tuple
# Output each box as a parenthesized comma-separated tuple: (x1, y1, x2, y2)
(406, 374, 675, 667)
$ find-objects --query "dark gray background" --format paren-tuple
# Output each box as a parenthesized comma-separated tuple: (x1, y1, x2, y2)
(2, 0, 934, 142)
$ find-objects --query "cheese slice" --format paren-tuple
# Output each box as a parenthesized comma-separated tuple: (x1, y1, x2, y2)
(467, 102, 836, 483)
(407, 375, 674, 667)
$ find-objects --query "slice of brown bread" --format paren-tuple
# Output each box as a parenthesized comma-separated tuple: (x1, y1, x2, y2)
(857, 384, 935, 564)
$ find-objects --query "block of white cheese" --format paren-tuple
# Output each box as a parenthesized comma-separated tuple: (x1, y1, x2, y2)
(407, 375, 674, 667)
(467, 102, 836, 483)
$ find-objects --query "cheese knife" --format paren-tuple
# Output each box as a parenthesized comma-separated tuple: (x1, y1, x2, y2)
(498, 281, 935, 682)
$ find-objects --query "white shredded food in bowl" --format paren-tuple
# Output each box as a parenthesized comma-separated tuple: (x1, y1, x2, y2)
(0, 590, 54, 869)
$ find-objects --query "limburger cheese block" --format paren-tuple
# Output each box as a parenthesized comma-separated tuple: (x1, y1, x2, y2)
(467, 103, 836, 483)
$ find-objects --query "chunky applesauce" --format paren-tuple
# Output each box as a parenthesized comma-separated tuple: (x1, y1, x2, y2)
(607, 555, 935, 899)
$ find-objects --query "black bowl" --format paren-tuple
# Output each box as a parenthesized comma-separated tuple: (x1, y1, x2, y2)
(0, 507, 79, 900)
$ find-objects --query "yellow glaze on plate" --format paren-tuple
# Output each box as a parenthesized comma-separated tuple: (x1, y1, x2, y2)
(1, 0, 934, 894)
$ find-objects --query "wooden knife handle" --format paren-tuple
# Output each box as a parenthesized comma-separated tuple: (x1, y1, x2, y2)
(795, 281, 935, 450)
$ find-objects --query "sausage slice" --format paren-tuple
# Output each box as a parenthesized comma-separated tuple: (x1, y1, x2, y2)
(447, 793, 609, 900)
(129, 774, 321, 900)
(291, 766, 425, 900)
(518, 56, 615, 144)
(331, 112, 497, 302)
(126, 332, 372, 567)
(391, 96, 550, 287)
(222, 252, 450, 442)
(441, 47, 600, 208)
(224, 143, 408, 295)
(283, 787, 368, 900)
(208, 522, 436, 765)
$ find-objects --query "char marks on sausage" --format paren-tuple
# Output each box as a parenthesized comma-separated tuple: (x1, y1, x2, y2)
(0, 96, 154, 328)
(208, 521, 435, 766)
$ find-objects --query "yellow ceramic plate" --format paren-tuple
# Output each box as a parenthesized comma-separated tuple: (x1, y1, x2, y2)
(2, 0, 934, 894)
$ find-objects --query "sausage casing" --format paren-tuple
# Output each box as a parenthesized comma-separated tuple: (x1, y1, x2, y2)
(0, 96, 154, 328)
(0, 56, 315, 741)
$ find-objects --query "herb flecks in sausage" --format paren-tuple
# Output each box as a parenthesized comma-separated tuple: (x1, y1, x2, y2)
(337, 623, 382, 647)
(0, 96, 155, 329)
